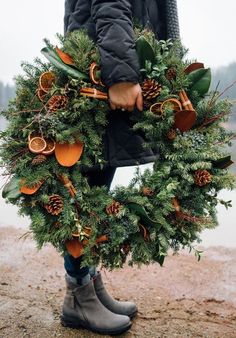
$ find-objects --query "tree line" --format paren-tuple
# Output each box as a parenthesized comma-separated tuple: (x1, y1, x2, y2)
(0, 82, 15, 130)
(211, 62, 236, 124)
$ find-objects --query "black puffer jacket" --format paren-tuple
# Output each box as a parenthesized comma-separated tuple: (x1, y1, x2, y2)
(64, 0, 180, 168)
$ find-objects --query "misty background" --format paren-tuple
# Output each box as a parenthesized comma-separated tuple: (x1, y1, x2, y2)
(0, 1, 235, 248)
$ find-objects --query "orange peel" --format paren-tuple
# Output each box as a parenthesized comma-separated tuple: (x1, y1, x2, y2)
(55, 46, 74, 65)
(55, 141, 84, 167)
(174, 109, 197, 132)
(20, 179, 44, 195)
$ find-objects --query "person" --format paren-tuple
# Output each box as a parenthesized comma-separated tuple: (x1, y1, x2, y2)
(62, 0, 180, 335)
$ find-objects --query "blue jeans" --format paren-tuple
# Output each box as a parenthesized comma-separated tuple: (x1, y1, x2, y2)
(64, 166, 116, 279)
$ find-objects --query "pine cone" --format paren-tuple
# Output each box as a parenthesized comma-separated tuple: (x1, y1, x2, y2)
(142, 187, 154, 196)
(165, 67, 177, 81)
(194, 170, 212, 187)
(167, 129, 177, 140)
(47, 95, 68, 113)
(32, 154, 47, 165)
(45, 194, 64, 215)
(141, 79, 162, 101)
(106, 200, 121, 216)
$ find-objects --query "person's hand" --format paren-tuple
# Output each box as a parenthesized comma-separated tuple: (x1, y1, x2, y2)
(108, 82, 143, 112)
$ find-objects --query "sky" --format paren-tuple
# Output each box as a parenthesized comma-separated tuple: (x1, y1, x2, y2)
(0, 0, 236, 85)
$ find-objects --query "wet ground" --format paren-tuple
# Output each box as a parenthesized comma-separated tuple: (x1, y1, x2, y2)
(0, 226, 236, 338)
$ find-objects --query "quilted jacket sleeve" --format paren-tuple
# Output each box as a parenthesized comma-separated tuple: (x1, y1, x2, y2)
(91, 0, 140, 87)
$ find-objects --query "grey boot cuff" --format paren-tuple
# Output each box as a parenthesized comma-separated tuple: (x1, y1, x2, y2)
(66, 273, 91, 286)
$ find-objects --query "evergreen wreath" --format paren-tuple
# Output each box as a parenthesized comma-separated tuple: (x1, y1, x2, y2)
(1, 30, 235, 269)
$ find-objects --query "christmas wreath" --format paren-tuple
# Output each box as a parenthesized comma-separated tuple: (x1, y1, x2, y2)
(1, 30, 235, 269)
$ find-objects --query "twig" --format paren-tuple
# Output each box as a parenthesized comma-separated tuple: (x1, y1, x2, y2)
(197, 111, 227, 130)
(206, 81, 220, 112)
(204, 81, 236, 121)
(11, 109, 41, 115)
(18, 231, 33, 240)
(213, 133, 236, 146)
(216, 80, 236, 100)
(0, 174, 12, 190)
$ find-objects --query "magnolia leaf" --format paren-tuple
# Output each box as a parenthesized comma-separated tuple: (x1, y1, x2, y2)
(212, 156, 234, 169)
(136, 36, 155, 69)
(158, 254, 165, 266)
(153, 246, 166, 266)
(41, 47, 88, 80)
(126, 202, 160, 228)
(2, 177, 21, 200)
(55, 46, 74, 66)
(187, 68, 211, 96)
(184, 62, 204, 74)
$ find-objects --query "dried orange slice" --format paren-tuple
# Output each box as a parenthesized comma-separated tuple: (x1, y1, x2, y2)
(20, 179, 44, 195)
(37, 88, 47, 102)
(161, 98, 182, 113)
(42, 138, 56, 155)
(29, 137, 47, 154)
(39, 71, 56, 93)
(150, 102, 162, 116)
(89, 62, 104, 86)
(55, 141, 84, 167)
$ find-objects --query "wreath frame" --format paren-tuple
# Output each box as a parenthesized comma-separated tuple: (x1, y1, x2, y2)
(1, 29, 235, 269)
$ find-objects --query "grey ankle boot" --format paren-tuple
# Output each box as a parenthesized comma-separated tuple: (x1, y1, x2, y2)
(93, 273, 138, 318)
(61, 275, 131, 335)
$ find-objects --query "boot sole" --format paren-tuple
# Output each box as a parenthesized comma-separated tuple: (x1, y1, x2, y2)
(61, 315, 132, 336)
(128, 309, 138, 319)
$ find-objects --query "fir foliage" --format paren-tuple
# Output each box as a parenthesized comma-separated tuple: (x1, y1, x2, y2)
(0, 30, 235, 269)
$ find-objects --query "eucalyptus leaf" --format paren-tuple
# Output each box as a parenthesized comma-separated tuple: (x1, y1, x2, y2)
(2, 177, 21, 200)
(136, 36, 155, 69)
(41, 47, 88, 80)
(187, 68, 211, 96)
